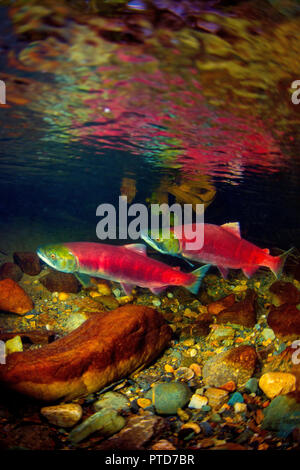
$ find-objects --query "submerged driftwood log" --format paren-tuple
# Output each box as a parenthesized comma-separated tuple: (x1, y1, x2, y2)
(0, 305, 172, 401)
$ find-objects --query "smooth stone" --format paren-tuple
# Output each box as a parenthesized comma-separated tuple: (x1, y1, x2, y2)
(216, 289, 257, 328)
(204, 387, 228, 409)
(207, 294, 236, 316)
(41, 404, 82, 428)
(202, 345, 257, 387)
(261, 328, 276, 341)
(94, 392, 130, 412)
(244, 378, 258, 394)
(151, 382, 192, 415)
(68, 408, 125, 443)
(13, 251, 41, 276)
(267, 304, 300, 339)
(228, 392, 244, 406)
(234, 402, 247, 414)
(209, 325, 235, 342)
(259, 372, 296, 399)
(96, 415, 165, 451)
(188, 394, 208, 410)
(5, 336, 23, 354)
(262, 395, 300, 437)
(0, 262, 23, 282)
(0, 279, 34, 315)
(39, 270, 80, 293)
(269, 281, 300, 307)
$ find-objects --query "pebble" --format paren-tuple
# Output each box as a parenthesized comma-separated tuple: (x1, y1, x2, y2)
(259, 372, 296, 399)
(0, 262, 23, 282)
(262, 395, 300, 437)
(151, 439, 176, 450)
(188, 394, 208, 410)
(117, 295, 134, 305)
(152, 299, 161, 307)
(189, 363, 202, 376)
(96, 282, 112, 296)
(234, 402, 247, 414)
(204, 387, 229, 409)
(13, 251, 41, 276)
(58, 292, 69, 301)
(187, 348, 198, 357)
(177, 408, 190, 422)
(5, 335, 23, 354)
(41, 404, 82, 428)
(164, 364, 174, 374)
(228, 392, 244, 406)
(39, 271, 80, 293)
(220, 381, 236, 392)
(68, 409, 126, 444)
(181, 422, 201, 434)
(150, 382, 192, 415)
(0, 278, 34, 315)
(209, 325, 235, 342)
(245, 378, 258, 394)
(137, 398, 152, 409)
(94, 392, 130, 413)
(261, 328, 276, 341)
(202, 345, 257, 388)
(182, 338, 195, 347)
(210, 413, 222, 423)
(112, 288, 121, 298)
(174, 367, 194, 382)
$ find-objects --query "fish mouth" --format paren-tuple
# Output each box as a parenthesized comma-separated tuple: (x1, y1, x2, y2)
(140, 233, 166, 254)
(36, 247, 54, 268)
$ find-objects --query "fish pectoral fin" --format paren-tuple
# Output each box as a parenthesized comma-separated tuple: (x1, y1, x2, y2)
(74, 272, 93, 288)
(221, 222, 241, 238)
(218, 266, 229, 279)
(150, 287, 166, 295)
(124, 243, 147, 256)
(242, 266, 259, 278)
(121, 283, 135, 295)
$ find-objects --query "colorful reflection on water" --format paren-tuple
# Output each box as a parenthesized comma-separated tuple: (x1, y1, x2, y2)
(0, 0, 299, 249)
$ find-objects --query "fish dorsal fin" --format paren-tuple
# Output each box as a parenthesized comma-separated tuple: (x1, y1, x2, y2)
(124, 243, 147, 255)
(221, 222, 241, 238)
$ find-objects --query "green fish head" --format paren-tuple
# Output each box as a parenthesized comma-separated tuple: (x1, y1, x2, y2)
(37, 244, 78, 273)
(141, 229, 180, 255)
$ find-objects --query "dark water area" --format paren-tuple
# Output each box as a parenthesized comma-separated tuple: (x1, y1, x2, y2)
(0, 0, 300, 253)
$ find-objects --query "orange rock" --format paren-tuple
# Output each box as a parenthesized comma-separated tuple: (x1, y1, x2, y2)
(207, 294, 235, 315)
(0, 305, 172, 401)
(219, 380, 236, 392)
(0, 278, 34, 315)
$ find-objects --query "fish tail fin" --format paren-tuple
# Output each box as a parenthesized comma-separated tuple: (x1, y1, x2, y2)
(187, 264, 211, 295)
(270, 247, 294, 278)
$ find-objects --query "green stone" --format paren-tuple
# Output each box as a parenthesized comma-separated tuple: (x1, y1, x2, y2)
(151, 382, 192, 415)
(94, 392, 130, 412)
(68, 408, 125, 444)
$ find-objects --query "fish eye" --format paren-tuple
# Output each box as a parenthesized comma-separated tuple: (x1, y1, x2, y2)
(50, 253, 56, 260)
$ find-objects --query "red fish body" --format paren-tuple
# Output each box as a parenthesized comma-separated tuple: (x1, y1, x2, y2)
(171, 222, 284, 278)
(37, 242, 210, 295)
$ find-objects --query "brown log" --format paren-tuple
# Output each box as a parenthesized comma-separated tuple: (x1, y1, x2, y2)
(0, 305, 172, 402)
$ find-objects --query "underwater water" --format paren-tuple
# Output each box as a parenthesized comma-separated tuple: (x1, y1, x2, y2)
(0, 0, 300, 453)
